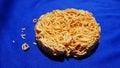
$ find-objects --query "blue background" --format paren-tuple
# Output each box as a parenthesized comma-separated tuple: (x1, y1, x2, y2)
(0, 0, 120, 68)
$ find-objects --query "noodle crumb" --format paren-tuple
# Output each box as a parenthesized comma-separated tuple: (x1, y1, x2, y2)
(22, 43, 30, 51)
(33, 19, 37, 23)
(21, 28, 26, 32)
(12, 40, 15, 43)
(33, 42, 37, 45)
(21, 34, 26, 39)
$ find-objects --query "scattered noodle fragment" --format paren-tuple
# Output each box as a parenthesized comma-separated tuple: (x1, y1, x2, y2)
(33, 42, 37, 45)
(22, 43, 30, 51)
(21, 34, 26, 39)
(21, 28, 26, 31)
(21, 28, 26, 32)
(12, 40, 15, 43)
(33, 19, 37, 23)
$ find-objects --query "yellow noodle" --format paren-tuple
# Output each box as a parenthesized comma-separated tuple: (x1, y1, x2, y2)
(35, 8, 100, 54)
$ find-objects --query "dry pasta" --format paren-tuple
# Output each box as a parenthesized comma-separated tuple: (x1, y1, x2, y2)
(35, 8, 100, 57)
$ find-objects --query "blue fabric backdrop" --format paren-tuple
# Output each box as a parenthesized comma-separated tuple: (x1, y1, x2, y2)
(0, 0, 120, 68)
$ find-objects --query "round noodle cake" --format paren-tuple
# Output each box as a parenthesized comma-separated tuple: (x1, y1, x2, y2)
(35, 8, 101, 58)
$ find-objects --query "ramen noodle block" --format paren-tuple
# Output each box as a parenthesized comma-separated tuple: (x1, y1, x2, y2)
(35, 8, 101, 58)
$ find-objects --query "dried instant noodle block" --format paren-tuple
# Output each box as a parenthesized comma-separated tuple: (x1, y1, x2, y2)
(35, 8, 101, 58)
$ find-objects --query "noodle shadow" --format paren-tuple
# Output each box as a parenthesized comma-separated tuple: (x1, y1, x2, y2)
(36, 41, 65, 62)
(73, 43, 99, 60)
(36, 41, 99, 62)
